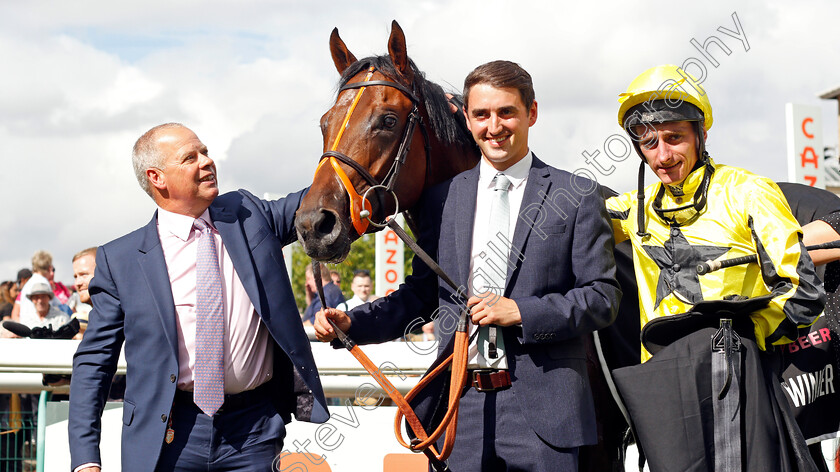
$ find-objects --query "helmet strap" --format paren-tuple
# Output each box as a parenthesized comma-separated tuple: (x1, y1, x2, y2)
(636, 160, 651, 237)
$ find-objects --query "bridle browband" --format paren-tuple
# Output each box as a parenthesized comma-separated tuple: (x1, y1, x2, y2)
(314, 65, 432, 235)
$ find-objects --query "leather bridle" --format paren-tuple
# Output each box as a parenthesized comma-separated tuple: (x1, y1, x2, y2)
(313, 65, 431, 235)
(311, 65, 470, 471)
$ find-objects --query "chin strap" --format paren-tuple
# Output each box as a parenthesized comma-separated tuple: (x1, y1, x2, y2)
(651, 153, 714, 228)
(636, 161, 650, 237)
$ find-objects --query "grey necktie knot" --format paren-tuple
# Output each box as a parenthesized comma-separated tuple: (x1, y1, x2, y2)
(493, 173, 511, 193)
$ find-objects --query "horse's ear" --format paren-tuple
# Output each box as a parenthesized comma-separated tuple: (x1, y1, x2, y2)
(329, 27, 357, 74)
(388, 20, 414, 83)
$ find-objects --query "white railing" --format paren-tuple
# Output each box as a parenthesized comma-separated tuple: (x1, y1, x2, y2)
(0, 336, 439, 396)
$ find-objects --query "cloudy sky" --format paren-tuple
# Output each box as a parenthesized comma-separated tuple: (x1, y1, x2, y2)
(2, 0, 839, 285)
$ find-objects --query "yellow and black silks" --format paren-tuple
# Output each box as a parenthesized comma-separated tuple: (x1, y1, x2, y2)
(607, 159, 824, 362)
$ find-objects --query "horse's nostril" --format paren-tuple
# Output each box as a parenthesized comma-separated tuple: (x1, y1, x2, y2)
(314, 209, 337, 236)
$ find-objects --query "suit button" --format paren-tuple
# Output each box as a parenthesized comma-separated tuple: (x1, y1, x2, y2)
(161, 414, 167, 422)
(170, 374, 176, 383)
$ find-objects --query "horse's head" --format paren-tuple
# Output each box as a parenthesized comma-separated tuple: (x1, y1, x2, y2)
(296, 21, 426, 262)
(296, 21, 480, 262)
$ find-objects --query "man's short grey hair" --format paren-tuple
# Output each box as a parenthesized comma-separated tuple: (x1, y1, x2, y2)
(132, 122, 186, 198)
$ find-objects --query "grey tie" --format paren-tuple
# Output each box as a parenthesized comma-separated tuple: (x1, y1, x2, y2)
(486, 173, 511, 288)
(479, 173, 511, 362)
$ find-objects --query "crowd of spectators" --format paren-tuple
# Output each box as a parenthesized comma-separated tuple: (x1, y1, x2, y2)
(1, 249, 95, 338)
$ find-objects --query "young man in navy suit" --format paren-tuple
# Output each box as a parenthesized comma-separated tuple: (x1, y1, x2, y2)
(69, 123, 329, 472)
(315, 61, 621, 471)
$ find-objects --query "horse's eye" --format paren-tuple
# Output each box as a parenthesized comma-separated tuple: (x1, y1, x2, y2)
(383, 115, 398, 129)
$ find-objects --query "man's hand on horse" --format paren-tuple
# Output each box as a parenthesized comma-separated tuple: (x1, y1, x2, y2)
(314, 308, 351, 342)
(468, 295, 522, 327)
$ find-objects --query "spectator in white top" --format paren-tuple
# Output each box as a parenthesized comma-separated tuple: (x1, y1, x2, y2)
(25, 282, 70, 330)
(337, 270, 378, 312)
(12, 251, 66, 326)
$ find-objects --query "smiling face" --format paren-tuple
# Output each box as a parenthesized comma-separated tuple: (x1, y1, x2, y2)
(634, 121, 704, 185)
(31, 293, 51, 317)
(73, 254, 96, 304)
(464, 84, 537, 171)
(147, 126, 218, 218)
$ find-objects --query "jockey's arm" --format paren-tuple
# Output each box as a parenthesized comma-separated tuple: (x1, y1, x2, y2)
(803, 219, 840, 266)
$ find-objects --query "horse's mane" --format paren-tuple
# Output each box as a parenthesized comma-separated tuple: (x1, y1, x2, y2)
(337, 55, 477, 151)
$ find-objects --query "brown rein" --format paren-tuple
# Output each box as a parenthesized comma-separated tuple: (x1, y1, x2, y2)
(309, 65, 468, 469)
(311, 218, 471, 469)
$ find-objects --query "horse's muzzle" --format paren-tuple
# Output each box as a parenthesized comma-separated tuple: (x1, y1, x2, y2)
(295, 207, 351, 262)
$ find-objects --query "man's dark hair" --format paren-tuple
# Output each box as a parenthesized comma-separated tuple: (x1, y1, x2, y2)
(463, 60, 535, 110)
(16, 268, 32, 284)
(353, 269, 371, 279)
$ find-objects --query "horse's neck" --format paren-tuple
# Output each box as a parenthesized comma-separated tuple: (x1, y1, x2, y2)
(424, 114, 480, 186)
(406, 140, 479, 229)
(433, 144, 479, 183)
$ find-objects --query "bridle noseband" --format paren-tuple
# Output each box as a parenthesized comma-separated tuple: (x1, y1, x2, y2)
(313, 65, 431, 235)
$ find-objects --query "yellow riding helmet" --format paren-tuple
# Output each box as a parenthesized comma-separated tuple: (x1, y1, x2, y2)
(617, 64, 713, 131)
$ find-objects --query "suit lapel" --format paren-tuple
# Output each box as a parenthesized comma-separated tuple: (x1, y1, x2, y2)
(209, 204, 265, 317)
(507, 155, 552, 287)
(453, 166, 480, 285)
(137, 213, 179, 358)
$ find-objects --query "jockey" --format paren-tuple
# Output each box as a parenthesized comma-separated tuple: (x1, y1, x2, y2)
(606, 64, 824, 471)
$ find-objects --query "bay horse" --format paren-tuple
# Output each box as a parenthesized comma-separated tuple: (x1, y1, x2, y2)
(295, 20, 631, 471)
(295, 20, 479, 263)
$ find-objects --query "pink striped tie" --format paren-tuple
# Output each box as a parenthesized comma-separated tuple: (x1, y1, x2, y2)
(193, 218, 225, 416)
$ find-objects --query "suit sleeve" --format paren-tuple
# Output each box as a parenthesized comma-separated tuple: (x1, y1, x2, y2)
(68, 246, 125, 469)
(515, 187, 622, 343)
(242, 187, 308, 246)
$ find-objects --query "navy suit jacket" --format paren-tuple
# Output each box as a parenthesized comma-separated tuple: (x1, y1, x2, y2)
(68, 189, 329, 472)
(347, 156, 621, 447)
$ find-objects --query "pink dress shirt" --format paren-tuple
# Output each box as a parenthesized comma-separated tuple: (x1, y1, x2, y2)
(157, 207, 273, 394)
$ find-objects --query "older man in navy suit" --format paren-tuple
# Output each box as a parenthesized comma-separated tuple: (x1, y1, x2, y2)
(69, 123, 329, 472)
(315, 61, 621, 471)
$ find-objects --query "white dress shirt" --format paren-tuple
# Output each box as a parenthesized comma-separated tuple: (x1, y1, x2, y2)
(467, 152, 532, 368)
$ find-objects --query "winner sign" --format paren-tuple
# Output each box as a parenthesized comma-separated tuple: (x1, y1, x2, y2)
(375, 214, 405, 296)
